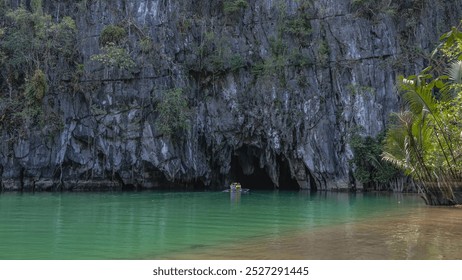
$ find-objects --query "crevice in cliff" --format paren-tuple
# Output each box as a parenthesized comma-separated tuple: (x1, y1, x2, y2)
(307, 168, 318, 191)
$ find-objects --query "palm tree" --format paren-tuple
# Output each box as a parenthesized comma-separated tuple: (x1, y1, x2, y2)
(383, 71, 461, 205)
(383, 23, 462, 205)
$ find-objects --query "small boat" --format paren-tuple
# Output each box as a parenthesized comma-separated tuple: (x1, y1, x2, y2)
(223, 182, 250, 193)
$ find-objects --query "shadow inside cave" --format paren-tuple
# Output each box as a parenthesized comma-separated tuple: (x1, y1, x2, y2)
(229, 147, 299, 191)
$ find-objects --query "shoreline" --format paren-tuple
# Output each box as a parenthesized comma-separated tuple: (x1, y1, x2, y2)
(163, 206, 462, 260)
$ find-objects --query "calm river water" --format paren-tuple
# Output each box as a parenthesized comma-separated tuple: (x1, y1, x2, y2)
(0, 191, 461, 259)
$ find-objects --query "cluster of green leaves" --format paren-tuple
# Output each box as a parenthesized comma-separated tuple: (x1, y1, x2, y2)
(350, 0, 397, 18)
(91, 24, 135, 71)
(140, 37, 154, 54)
(18, 68, 47, 122)
(91, 42, 136, 70)
(156, 88, 189, 137)
(267, 36, 288, 71)
(382, 23, 462, 205)
(350, 132, 401, 190)
(223, 0, 249, 15)
(284, 14, 312, 39)
(346, 83, 375, 96)
(25, 68, 47, 105)
(434, 24, 462, 63)
(99, 25, 127, 46)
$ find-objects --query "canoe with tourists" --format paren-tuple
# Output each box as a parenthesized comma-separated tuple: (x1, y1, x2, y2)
(222, 182, 250, 193)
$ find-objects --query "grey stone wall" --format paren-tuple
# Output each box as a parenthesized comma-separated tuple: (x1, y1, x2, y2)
(1, 0, 461, 190)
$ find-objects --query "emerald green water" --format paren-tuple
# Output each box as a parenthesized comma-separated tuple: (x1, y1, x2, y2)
(0, 191, 460, 259)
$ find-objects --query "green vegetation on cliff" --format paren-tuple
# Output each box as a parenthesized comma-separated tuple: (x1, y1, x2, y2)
(156, 88, 189, 137)
(91, 24, 136, 71)
(0, 2, 77, 135)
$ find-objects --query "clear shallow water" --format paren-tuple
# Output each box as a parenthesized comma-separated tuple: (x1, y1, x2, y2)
(0, 191, 460, 259)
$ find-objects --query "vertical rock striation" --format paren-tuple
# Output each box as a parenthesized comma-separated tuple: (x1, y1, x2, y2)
(1, 0, 462, 190)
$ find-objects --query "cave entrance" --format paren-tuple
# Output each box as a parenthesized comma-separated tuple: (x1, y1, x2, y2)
(230, 148, 299, 191)
(230, 154, 275, 190)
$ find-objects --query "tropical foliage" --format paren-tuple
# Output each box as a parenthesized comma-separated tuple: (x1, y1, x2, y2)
(156, 88, 189, 137)
(91, 42, 136, 71)
(0, 2, 78, 134)
(99, 24, 127, 47)
(350, 132, 403, 191)
(382, 22, 462, 205)
(1, 5, 77, 83)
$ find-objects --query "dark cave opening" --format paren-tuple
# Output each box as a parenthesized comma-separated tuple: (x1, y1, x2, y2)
(230, 155, 275, 190)
(277, 155, 300, 191)
(230, 148, 300, 191)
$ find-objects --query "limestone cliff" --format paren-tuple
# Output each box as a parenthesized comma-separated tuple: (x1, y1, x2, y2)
(1, 0, 461, 191)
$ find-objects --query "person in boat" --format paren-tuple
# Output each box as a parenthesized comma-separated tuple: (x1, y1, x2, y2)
(229, 182, 250, 193)
(230, 182, 240, 191)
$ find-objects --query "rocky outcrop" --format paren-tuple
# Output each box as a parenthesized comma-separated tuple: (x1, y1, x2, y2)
(1, 0, 462, 191)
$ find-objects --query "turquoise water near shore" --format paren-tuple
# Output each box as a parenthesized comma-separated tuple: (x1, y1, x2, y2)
(0, 191, 460, 259)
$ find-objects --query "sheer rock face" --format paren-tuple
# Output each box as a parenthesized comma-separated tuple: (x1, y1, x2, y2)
(1, 0, 462, 191)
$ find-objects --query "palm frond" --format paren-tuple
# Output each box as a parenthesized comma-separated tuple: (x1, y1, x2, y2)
(367, 153, 382, 170)
(439, 61, 462, 99)
(382, 151, 409, 171)
(446, 60, 462, 84)
(401, 81, 438, 116)
(382, 117, 409, 170)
